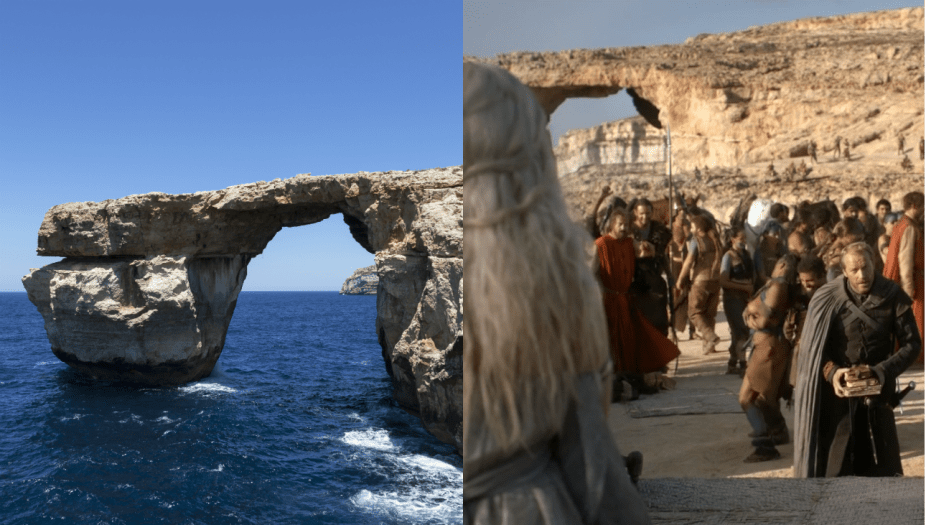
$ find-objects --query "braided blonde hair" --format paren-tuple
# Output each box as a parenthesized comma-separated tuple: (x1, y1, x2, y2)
(464, 62, 609, 454)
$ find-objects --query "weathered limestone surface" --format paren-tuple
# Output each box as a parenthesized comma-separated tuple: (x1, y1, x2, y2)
(23, 167, 463, 452)
(340, 265, 378, 295)
(473, 7, 924, 174)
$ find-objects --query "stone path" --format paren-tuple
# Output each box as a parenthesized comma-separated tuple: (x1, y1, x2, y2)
(638, 477, 924, 524)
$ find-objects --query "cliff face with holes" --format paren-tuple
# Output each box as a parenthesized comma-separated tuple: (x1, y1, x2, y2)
(471, 7, 924, 227)
(22, 167, 463, 452)
(477, 7, 923, 174)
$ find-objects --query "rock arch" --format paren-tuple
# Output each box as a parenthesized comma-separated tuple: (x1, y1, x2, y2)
(22, 167, 462, 452)
(473, 7, 924, 173)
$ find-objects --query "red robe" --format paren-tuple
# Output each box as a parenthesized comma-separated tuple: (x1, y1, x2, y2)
(883, 214, 924, 362)
(596, 236, 681, 374)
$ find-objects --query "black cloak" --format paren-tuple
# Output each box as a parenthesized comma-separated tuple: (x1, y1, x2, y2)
(793, 274, 920, 477)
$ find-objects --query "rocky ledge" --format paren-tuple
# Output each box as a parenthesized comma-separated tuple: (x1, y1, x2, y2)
(23, 167, 463, 452)
(340, 265, 378, 295)
(472, 7, 924, 174)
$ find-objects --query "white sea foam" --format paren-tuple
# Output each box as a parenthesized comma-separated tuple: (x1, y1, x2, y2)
(351, 485, 462, 524)
(155, 414, 177, 424)
(349, 446, 462, 523)
(398, 455, 463, 481)
(341, 429, 396, 451)
(178, 383, 237, 395)
(59, 413, 86, 422)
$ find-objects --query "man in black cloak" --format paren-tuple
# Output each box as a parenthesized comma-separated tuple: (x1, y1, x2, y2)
(628, 198, 673, 336)
(793, 242, 921, 477)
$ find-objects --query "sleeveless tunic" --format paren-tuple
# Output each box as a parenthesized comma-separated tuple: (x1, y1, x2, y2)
(883, 215, 924, 351)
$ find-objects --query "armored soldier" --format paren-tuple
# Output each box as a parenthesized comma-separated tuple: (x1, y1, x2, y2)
(834, 136, 842, 158)
(897, 134, 905, 156)
(793, 243, 921, 477)
(842, 138, 850, 160)
(808, 140, 817, 164)
(919, 136, 924, 161)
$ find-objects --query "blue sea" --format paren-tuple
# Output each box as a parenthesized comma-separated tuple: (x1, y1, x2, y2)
(0, 292, 462, 524)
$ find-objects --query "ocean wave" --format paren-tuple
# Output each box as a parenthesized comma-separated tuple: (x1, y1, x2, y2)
(341, 429, 396, 451)
(178, 383, 237, 395)
(351, 486, 462, 524)
(397, 455, 462, 481)
(155, 414, 178, 424)
(347, 443, 462, 523)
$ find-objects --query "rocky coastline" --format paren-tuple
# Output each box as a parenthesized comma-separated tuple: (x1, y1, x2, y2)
(340, 265, 378, 295)
(23, 167, 463, 453)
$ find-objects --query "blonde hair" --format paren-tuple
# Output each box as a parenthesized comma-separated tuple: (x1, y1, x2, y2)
(463, 62, 609, 453)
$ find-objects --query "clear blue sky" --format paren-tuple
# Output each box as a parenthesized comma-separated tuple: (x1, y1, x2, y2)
(464, 0, 921, 145)
(1, 0, 461, 292)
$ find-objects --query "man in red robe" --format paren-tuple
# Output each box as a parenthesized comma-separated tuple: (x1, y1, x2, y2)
(593, 208, 680, 387)
(883, 191, 924, 363)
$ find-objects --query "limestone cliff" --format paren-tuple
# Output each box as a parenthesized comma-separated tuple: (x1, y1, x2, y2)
(474, 7, 924, 174)
(469, 8, 924, 228)
(23, 167, 463, 453)
(340, 265, 378, 295)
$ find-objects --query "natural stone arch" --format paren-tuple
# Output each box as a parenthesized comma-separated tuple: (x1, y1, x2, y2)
(22, 167, 463, 452)
(469, 6, 924, 173)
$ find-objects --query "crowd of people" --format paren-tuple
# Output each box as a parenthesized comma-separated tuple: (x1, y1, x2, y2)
(464, 61, 923, 524)
(592, 188, 925, 468)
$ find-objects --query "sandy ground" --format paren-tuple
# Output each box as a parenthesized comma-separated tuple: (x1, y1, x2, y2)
(607, 311, 924, 479)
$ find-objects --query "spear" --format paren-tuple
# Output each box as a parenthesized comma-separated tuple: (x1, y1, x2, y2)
(667, 124, 676, 223)
(665, 125, 680, 354)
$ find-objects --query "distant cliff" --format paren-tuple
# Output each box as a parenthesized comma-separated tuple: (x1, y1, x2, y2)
(340, 265, 378, 295)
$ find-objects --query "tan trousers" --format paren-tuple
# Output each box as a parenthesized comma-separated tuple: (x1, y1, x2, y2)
(688, 279, 720, 341)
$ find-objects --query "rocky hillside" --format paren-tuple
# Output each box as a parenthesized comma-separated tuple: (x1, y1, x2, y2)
(472, 7, 924, 226)
(340, 265, 378, 295)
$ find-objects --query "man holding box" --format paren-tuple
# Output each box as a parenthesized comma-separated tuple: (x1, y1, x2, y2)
(793, 242, 921, 477)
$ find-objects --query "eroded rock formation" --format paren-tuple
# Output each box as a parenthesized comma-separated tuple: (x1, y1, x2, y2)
(340, 265, 378, 295)
(473, 7, 924, 174)
(23, 167, 463, 452)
